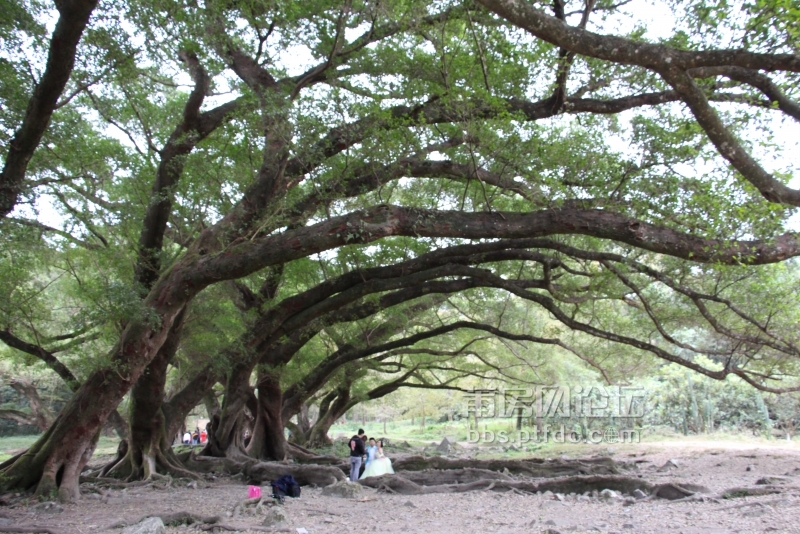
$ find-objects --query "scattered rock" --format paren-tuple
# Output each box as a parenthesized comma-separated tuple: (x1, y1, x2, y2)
(746, 464, 755, 472)
(633, 489, 648, 500)
(436, 437, 452, 454)
(403, 500, 416, 508)
(321, 479, 364, 498)
(121, 517, 165, 534)
(657, 459, 680, 472)
(599, 489, 621, 501)
(262, 506, 288, 527)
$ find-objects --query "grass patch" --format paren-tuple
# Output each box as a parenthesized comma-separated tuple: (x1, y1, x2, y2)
(0, 434, 120, 462)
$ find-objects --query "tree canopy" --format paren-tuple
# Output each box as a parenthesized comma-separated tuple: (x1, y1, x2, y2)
(0, 0, 799, 500)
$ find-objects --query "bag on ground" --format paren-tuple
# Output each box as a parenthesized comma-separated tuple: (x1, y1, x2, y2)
(271, 474, 301, 499)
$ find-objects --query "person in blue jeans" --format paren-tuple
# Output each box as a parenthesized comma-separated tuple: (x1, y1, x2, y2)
(349, 429, 366, 482)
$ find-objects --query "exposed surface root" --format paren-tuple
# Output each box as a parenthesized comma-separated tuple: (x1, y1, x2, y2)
(0, 527, 59, 534)
(286, 443, 346, 467)
(391, 455, 624, 477)
(720, 485, 788, 499)
(395, 468, 513, 485)
(198, 524, 290, 532)
(181, 453, 253, 475)
(244, 462, 345, 486)
(359, 474, 670, 497)
(110, 511, 221, 528)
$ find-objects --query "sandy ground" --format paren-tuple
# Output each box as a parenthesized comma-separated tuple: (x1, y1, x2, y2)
(2, 440, 800, 534)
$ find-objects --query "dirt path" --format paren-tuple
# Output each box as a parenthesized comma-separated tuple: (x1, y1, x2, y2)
(2, 440, 799, 533)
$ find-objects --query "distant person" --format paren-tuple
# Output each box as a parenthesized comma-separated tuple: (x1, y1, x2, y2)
(349, 429, 366, 482)
(360, 438, 394, 479)
(200, 429, 208, 443)
(183, 431, 191, 444)
(365, 438, 377, 467)
(192, 430, 199, 445)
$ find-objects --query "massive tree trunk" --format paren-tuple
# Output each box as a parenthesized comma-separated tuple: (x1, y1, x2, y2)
(247, 371, 286, 461)
(206, 361, 254, 457)
(105, 309, 191, 480)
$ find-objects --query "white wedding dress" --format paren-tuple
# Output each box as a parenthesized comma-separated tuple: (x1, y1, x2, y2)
(360, 446, 394, 479)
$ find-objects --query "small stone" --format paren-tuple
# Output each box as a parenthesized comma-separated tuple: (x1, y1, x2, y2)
(186, 481, 197, 489)
(746, 464, 755, 472)
(599, 489, 620, 501)
(403, 501, 416, 508)
(121, 517, 165, 534)
(623, 524, 635, 529)
(657, 459, 680, 472)
(633, 489, 648, 499)
(262, 507, 288, 527)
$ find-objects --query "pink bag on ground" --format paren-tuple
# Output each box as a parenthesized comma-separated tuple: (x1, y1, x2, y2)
(248, 485, 261, 499)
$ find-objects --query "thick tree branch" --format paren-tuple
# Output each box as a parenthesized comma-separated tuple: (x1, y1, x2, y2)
(0, 0, 99, 217)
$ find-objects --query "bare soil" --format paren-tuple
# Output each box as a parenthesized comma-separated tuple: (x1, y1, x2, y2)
(3, 439, 800, 534)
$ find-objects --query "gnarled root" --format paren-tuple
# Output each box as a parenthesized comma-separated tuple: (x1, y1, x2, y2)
(244, 462, 345, 486)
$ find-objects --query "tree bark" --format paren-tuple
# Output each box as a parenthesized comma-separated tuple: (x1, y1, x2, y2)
(0, 0, 99, 217)
(107, 308, 192, 480)
(206, 362, 253, 457)
(247, 371, 286, 461)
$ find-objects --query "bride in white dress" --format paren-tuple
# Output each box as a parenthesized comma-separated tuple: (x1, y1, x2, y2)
(360, 438, 394, 479)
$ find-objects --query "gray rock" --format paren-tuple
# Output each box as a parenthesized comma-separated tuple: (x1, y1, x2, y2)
(633, 489, 648, 499)
(321, 479, 364, 498)
(121, 517, 165, 534)
(599, 489, 621, 501)
(746, 464, 755, 472)
(436, 437, 452, 453)
(403, 500, 416, 508)
(657, 459, 680, 472)
(262, 506, 288, 527)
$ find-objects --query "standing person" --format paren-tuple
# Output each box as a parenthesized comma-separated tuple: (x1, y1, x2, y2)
(192, 429, 199, 445)
(183, 430, 191, 445)
(200, 428, 208, 443)
(349, 429, 366, 482)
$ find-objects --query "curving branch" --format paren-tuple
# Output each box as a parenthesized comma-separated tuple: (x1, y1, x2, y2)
(477, 0, 800, 207)
(0, 0, 99, 217)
